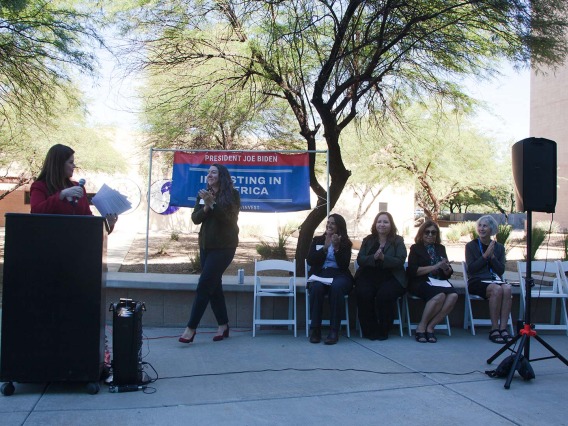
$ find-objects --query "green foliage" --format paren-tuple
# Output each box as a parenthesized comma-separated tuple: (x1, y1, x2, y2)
(495, 224, 513, 245)
(188, 250, 201, 273)
(377, 103, 512, 221)
(0, 91, 126, 189)
(170, 231, 180, 241)
(564, 235, 568, 261)
(525, 227, 547, 261)
(445, 228, 461, 243)
(256, 241, 287, 260)
(448, 221, 478, 240)
(114, 0, 568, 262)
(496, 224, 515, 256)
(535, 220, 562, 234)
(0, 0, 103, 127)
(255, 223, 297, 260)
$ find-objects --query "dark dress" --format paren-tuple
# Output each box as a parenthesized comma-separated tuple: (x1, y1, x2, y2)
(407, 243, 456, 301)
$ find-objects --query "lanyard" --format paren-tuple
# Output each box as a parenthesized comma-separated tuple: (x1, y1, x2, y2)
(477, 238, 494, 275)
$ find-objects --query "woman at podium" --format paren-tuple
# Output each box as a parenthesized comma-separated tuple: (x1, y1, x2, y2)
(30, 144, 117, 232)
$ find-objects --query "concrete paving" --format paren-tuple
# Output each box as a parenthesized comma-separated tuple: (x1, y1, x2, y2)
(1, 325, 567, 425)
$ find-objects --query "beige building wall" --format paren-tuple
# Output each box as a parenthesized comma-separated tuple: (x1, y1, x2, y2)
(530, 61, 568, 231)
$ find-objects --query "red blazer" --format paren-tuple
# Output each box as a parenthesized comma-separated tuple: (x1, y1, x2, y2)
(30, 180, 92, 216)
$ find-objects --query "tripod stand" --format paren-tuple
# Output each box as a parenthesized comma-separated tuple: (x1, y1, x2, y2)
(487, 211, 568, 389)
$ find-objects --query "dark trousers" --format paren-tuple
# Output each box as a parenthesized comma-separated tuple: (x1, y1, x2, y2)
(309, 271, 353, 331)
(187, 247, 236, 329)
(356, 275, 405, 338)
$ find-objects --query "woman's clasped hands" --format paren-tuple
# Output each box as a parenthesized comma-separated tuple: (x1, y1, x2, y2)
(198, 188, 215, 208)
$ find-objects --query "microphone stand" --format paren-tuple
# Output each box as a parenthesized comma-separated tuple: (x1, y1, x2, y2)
(487, 210, 568, 389)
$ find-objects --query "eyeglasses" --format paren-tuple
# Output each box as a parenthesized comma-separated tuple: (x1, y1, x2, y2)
(424, 230, 437, 236)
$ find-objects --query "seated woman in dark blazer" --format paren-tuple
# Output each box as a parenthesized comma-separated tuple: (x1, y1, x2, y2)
(306, 213, 354, 345)
(355, 211, 407, 341)
(407, 220, 457, 343)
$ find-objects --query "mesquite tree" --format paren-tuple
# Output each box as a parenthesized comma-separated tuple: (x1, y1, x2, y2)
(115, 0, 568, 270)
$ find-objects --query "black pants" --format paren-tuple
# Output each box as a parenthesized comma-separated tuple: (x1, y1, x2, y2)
(356, 275, 405, 338)
(309, 270, 353, 331)
(187, 247, 236, 329)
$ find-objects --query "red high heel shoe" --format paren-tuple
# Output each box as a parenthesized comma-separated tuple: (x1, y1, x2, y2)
(178, 330, 196, 344)
(213, 325, 229, 342)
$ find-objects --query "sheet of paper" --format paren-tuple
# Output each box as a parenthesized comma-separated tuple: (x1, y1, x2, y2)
(428, 277, 452, 288)
(307, 274, 333, 285)
(91, 183, 132, 217)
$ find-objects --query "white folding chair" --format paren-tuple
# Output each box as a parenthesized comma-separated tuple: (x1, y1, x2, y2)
(557, 260, 568, 295)
(518, 260, 568, 335)
(305, 260, 350, 337)
(354, 261, 404, 338)
(252, 259, 297, 337)
(462, 261, 514, 336)
(404, 292, 452, 337)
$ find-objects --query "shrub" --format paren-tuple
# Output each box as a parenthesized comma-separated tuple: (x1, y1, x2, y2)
(170, 231, 180, 241)
(525, 227, 547, 260)
(255, 223, 296, 260)
(445, 228, 461, 243)
(535, 220, 561, 234)
(564, 234, 568, 261)
(495, 224, 512, 245)
(188, 250, 201, 273)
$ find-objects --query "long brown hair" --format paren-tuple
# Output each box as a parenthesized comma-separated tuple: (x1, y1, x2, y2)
(370, 211, 398, 242)
(36, 144, 75, 195)
(211, 163, 239, 213)
(321, 213, 353, 250)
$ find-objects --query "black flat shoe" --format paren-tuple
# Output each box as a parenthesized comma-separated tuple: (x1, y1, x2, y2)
(309, 328, 321, 344)
(324, 330, 338, 345)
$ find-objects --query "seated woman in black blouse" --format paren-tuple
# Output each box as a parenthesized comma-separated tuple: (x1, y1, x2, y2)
(407, 220, 457, 343)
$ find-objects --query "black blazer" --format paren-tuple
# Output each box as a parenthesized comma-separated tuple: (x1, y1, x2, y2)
(306, 235, 352, 277)
(406, 243, 452, 287)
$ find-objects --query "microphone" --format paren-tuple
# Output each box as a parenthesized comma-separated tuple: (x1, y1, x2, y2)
(73, 178, 86, 205)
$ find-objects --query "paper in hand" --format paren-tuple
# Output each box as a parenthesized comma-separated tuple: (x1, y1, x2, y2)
(91, 184, 132, 217)
(428, 277, 452, 288)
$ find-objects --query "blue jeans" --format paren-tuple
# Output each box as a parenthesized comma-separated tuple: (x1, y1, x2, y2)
(187, 247, 236, 329)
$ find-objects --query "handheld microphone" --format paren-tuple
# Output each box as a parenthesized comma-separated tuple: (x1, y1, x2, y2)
(73, 178, 86, 205)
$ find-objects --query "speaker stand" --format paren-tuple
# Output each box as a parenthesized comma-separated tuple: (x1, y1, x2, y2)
(486, 210, 568, 389)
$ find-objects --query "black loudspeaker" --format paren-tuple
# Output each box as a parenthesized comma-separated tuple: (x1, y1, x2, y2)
(111, 299, 145, 385)
(511, 137, 557, 213)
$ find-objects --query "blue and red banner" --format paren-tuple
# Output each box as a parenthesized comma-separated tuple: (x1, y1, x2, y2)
(170, 151, 311, 212)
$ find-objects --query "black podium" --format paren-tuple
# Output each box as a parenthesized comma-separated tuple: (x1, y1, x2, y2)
(1, 213, 107, 395)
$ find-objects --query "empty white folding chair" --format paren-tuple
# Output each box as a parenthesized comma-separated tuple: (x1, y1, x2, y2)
(462, 261, 514, 336)
(305, 259, 350, 338)
(517, 260, 568, 335)
(252, 259, 297, 337)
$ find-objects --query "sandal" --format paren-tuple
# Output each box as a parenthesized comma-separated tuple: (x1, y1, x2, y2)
(500, 329, 514, 343)
(489, 329, 505, 344)
(415, 331, 428, 343)
(426, 332, 437, 343)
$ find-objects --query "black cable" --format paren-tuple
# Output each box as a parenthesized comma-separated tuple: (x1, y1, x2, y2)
(154, 366, 486, 382)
